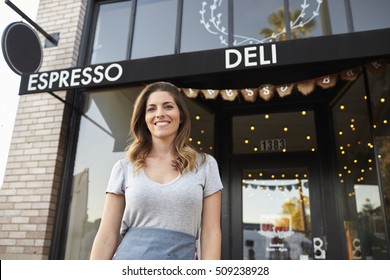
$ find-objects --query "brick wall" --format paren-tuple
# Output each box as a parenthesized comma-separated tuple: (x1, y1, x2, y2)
(0, 0, 87, 259)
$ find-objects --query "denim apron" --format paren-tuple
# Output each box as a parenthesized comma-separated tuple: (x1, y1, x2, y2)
(112, 227, 197, 260)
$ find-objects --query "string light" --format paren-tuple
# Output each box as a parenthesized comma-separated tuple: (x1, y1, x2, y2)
(265, 114, 270, 119)
(283, 127, 288, 132)
(306, 135, 311, 140)
(380, 98, 386, 103)
(340, 105, 345, 110)
(302, 111, 307, 116)
(195, 115, 200, 120)
(250, 126, 255, 131)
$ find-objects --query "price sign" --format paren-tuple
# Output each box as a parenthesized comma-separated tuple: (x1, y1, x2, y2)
(260, 139, 286, 151)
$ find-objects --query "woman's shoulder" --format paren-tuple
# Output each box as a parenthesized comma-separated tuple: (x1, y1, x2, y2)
(113, 157, 134, 171)
(195, 152, 218, 167)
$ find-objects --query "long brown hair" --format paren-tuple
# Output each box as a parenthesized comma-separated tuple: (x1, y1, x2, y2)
(126, 81, 201, 174)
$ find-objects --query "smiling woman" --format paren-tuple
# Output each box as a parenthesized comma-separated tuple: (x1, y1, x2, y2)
(89, 81, 224, 260)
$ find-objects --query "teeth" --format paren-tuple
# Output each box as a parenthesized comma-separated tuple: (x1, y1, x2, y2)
(155, 121, 169, 126)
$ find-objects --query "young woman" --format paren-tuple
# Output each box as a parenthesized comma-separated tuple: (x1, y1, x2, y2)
(90, 81, 223, 260)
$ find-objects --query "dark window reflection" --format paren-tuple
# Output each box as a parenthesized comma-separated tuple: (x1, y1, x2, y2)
(368, 63, 390, 256)
(91, 1, 132, 64)
(332, 73, 389, 259)
(350, 0, 390, 32)
(131, 0, 178, 59)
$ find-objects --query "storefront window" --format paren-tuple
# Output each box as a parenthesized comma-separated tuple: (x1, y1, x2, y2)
(367, 63, 390, 253)
(350, 0, 390, 32)
(64, 87, 141, 259)
(131, 0, 178, 59)
(332, 73, 389, 259)
(91, 1, 132, 64)
(181, 0, 228, 52)
(90, 0, 389, 60)
(64, 86, 214, 259)
(233, 0, 282, 45)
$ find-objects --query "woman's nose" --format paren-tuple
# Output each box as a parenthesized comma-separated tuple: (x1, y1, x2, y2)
(155, 107, 164, 117)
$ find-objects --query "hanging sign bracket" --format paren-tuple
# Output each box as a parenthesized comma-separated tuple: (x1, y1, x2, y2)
(5, 0, 59, 47)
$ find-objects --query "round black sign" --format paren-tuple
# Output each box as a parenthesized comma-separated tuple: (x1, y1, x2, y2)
(1, 21, 42, 75)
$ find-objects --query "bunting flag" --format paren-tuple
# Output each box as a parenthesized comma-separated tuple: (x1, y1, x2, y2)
(340, 67, 361, 81)
(220, 89, 239, 101)
(180, 59, 388, 102)
(259, 84, 275, 101)
(241, 88, 258, 102)
(201, 89, 219, 99)
(316, 74, 338, 89)
(365, 59, 387, 74)
(276, 84, 294, 98)
(182, 88, 199, 98)
(297, 80, 315, 96)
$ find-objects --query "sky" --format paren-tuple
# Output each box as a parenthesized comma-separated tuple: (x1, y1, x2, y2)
(0, 0, 40, 186)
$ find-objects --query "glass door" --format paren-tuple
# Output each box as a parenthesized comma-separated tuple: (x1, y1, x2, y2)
(230, 153, 324, 260)
(229, 110, 325, 260)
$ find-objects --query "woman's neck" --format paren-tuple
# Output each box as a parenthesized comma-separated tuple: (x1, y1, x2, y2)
(149, 138, 175, 158)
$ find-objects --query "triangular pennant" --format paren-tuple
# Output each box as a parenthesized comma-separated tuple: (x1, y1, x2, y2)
(365, 60, 387, 75)
(316, 74, 338, 89)
(241, 88, 258, 102)
(182, 88, 199, 98)
(276, 84, 294, 98)
(200, 89, 219, 99)
(297, 80, 315, 96)
(220, 89, 239, 101)
(258, 84, 275, 101)
(340, 67, 361, 81)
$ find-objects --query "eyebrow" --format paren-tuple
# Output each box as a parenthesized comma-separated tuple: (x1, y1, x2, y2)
(146, 101, 175, 107)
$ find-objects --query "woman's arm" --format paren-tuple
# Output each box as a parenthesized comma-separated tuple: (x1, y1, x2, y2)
(200, 190, 222, 260)
(90, 193, 125, 260)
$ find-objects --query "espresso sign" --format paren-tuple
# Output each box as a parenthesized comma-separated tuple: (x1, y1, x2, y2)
(26, 63, 123, 92)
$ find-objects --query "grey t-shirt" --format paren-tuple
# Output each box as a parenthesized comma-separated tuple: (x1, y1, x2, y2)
(106, 153, 223, 238)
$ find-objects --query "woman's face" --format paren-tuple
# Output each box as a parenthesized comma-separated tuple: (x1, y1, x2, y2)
(145, 90, 181, 142)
